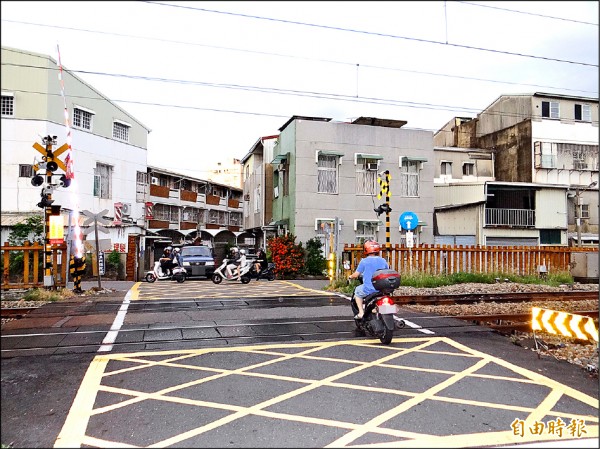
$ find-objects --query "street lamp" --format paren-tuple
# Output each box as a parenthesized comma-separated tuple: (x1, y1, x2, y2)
(575, 181, 597, 247)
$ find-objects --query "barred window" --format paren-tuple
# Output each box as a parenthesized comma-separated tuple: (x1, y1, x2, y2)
(317, 155, 338, 194)
(113, 121, 130, 141)
(73, 107, 94, 130)
(93, 163, 112, 199)
(1, 94, 14, 116)
(401, 160, 420, 197)
(355, 157, 378, 195)
(19, 164, 33, 177)
(355, 220, 378, 244)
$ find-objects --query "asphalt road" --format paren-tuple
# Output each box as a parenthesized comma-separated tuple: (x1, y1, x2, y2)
(1, 280, 598, 448)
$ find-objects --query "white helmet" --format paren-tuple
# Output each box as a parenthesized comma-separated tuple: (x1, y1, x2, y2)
(173, 247, 180, 254)
(240, 249, 246, 255)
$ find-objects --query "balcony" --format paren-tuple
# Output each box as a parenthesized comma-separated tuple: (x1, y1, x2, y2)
(485, 208, 535, 227)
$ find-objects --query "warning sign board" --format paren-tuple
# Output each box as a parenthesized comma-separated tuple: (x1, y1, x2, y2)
(531, 307, 598, 342)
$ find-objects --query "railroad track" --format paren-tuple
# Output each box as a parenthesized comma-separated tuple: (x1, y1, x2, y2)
(391, 290, 598, 305)
(1, 290, 597, 320)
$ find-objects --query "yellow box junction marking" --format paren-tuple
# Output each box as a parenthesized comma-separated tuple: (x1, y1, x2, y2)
(532, 307, 598, 342)
(54, 337, 598, 448)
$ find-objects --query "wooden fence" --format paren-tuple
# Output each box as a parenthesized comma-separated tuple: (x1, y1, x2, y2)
(1, 241, 68, 290)
(342, 244, 598, 277)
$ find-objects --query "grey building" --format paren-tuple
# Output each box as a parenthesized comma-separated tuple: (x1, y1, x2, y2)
(266, 116, 434, 250)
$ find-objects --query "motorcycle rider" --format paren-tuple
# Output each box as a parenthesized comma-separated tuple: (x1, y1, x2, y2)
(347, 240, 389, 320)
(225, 247, 241, 279)
(254, 248, 268, 280)
(159, 246, 176, 276)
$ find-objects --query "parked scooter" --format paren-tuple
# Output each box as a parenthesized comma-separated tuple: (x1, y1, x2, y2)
(350, 269, 404, 344)
(211, 258, 252, 284)
(249, 261, 276, 281)
(145, 260, 186, 283)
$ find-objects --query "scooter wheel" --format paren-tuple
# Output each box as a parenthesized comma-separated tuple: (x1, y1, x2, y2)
(379, 327, 393, 345)
(267, 272, 276, 281)
(175, 273, 186, 283)
(240, 275, 251, 284)
(211, 273, 223, 284)
(145, 273, 156, 283)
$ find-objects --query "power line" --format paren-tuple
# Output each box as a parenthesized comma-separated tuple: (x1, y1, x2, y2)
(144, 1, 598, 68)
(1, 20, 597, 99)
(456, 1, 599, 26)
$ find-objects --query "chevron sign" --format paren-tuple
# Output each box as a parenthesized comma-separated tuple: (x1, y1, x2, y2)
(531, 307, 598, 342)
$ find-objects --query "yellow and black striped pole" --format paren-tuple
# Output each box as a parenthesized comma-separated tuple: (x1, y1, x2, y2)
(70, 255, 86, 293)
(44, 204, 53, 287)
(377, 171, 392, 249)
(384, 171, 391, 249)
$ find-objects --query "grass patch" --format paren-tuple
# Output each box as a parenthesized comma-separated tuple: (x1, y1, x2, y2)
(21, 288, 75, 302)
(325, 271, 574, 292)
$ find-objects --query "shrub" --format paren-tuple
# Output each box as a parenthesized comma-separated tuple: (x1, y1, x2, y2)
(267, 234, 305, 279)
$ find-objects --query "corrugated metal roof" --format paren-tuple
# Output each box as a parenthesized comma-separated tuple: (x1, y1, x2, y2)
(1, 213, 42, 226)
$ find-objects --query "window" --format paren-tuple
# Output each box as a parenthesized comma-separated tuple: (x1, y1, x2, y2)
(19, 164, 33, 178)
(540, 229, 561, 245)
(254, 185, 260, 213)
(136, 171, 148, 201)
(534, 141, 557, 169)
(113, 121, 130, 141)
(573, 149, 588, 170)
(400, 157, 423, 196)
(355, 155, 379, 195)
(581, 204, 590, 219)
(317, 154, 339, 194)
(355, 220, 379, 244)
(1, 93, 14, 116)
(541, 101, 559, 119)
(574, 104, 591, 122)
(462, 162, 475, 176)
(93, 163, 112, 198)
(440, 161, 452, 176)
(73, 107, 94, 130)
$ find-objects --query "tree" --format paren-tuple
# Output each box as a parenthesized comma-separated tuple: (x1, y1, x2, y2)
(304, 237, 327, 276)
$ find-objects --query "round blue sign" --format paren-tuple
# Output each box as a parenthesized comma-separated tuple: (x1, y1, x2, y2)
(399, 211, 419, 231)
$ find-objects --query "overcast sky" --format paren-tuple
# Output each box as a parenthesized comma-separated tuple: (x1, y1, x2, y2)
(2, 1, 598, 178)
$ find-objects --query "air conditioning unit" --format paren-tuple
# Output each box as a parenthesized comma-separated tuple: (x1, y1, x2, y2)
(122, 203, 132, 216)
(151, 177, 159, 185)
(367, 162, 379, 171)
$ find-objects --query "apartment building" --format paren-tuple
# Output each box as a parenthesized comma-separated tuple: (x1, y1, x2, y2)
(262, 116, 434, 251)
(433, 93, 598, 246)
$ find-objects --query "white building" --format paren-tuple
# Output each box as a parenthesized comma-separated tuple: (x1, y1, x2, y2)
(1, 46, 151, 256)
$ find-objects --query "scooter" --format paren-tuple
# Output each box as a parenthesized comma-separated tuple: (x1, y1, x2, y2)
(145, 260, 187, 283)
(211, 258, 252, 284)
(249, 261, 276, 281)
(350, 269, 404, 345)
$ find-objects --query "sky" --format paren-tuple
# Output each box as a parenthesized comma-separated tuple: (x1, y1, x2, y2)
(1, 1, 598, 179)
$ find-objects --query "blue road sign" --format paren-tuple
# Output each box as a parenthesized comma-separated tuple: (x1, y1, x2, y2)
(399, 211, 419, 231)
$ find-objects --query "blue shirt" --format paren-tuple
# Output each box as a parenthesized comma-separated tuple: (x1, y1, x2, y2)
(356, 255, 389, 295)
